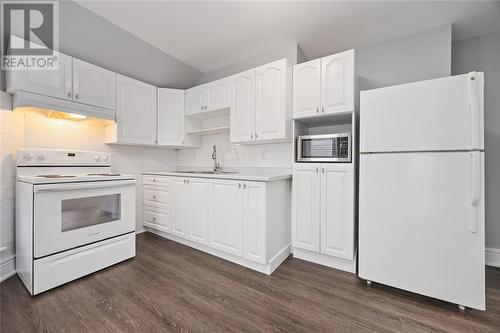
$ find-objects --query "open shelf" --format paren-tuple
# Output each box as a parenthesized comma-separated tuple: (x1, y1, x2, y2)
(185, 108, 230, 120)
(186, 126, 230, 135)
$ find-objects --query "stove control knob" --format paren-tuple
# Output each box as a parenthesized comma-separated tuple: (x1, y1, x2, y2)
(94, 155, 101, 162)
(102, 155, 109, 162)
(37, 153, 47, 161)
(23, 152, 34, 160)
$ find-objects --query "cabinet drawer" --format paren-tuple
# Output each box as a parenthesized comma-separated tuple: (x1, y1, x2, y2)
(144, 209, 171, 232)
(143, 175, 170, 186)
(144, 186, 169, 209)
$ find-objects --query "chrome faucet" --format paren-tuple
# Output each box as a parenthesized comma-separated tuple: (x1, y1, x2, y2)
(212, 145, 221, 172)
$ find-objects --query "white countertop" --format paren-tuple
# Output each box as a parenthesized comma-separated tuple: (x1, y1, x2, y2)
(143, 168, 292, 182)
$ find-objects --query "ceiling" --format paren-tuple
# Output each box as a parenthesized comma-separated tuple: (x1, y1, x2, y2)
(77, 1, 500, 74)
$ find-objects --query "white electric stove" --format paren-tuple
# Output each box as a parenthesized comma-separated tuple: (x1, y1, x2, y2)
(16, 149, 136, 295)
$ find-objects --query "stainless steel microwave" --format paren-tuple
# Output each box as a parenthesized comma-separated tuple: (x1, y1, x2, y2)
(296, 133, 352, 162)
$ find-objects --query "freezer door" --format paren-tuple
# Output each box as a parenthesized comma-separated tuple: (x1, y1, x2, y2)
(360, 72, 484, 152)
(359, 152, 485, 310)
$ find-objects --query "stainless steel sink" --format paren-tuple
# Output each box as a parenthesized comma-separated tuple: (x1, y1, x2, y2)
(177, 170, 238, 174)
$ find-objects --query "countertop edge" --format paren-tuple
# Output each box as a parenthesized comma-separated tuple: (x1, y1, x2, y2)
(142, 171, 292, 182)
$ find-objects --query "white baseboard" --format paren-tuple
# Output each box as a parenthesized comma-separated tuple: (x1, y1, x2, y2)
(0, 255, 16, 282)
(486, 248, 500, 268)
(292, 248, 357, 274)
(136, 228, 147, 234)
(145, 227, 290, 275)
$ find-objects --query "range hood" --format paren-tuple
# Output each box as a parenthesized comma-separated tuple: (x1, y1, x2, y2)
(12, 91, 116, 121)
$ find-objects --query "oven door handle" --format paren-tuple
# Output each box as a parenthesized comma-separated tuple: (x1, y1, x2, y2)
(34, 179, 136, 192)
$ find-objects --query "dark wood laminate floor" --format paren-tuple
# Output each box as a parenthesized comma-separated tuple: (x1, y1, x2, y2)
(1, 232, 500, 333)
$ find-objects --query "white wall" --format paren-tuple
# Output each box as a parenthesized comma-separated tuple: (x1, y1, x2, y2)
(452, 30, 500, 252)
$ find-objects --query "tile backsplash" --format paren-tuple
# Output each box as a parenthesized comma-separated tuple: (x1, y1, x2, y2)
(178, 133, 293, 169)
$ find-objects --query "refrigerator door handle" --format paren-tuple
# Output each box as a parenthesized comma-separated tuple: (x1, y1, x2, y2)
(469, 72, 480, 150)
(470, 151, 481, 233)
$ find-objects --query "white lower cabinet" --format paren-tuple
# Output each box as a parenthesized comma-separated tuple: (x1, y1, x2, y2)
(293, 163, 355, 262)
(142, 174, 291, 274)
(187, 178, 209, 244)
(242, 182, 266, 264)
(208, 179, 244, 256)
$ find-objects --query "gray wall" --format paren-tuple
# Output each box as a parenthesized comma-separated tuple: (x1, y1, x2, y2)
(197, 42, 300, 85)
(0, 1, 202, 90)
(452, 30, 500, 249)
(357, 25, 452, 92)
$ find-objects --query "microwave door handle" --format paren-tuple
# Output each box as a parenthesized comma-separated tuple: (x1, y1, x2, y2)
(34, 179, 136, 192)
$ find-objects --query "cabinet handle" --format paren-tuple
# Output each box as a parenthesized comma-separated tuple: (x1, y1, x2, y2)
(250, 134, 253, 139)
(183, 179, 186, 184)
(152, 178, 156, 182)
(153, 194, 157, 199)
(181, 139, 184, 144)
(316, 107, 319, 113)
(152, 217, 156, 222)
(187, 179, 190, 184)
(322, 168, 325, 173)
(254, 133, 258, 139)
(238, 183, 242, 189)
(316, 167, 319, 173)
(67, 91, 71, 97)
(243, 184, 247, 189)
(75, 93, 79, 99)
(321, 106, 325, 113)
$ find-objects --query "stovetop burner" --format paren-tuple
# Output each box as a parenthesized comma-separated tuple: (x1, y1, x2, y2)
(87, 173, 122, 176)
(36, 175, 77, 178)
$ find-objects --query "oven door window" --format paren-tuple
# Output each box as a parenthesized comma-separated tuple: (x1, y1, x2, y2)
(61, 194, 121, 232)
(302, 138, 335, 158)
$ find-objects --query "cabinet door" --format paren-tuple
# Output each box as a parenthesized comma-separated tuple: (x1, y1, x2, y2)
(293, 59, 321, 119)
(321, 49, 354, 114)
(188, 178, 209, 245)
(8, 52, 72, 100)
(293, 163, 320, 252)
(208, 180, 243, 256)
(229, 69, 255, 143)
(72, 58, 116, 109)
(320, 164, 354, 260)
(255, 58, 288, 141)
(157, 88, 185, 145)
(171, 178, 189, 238)
(116, 74, 156, 145)
(206, 78, 229, 111)
(242, 182, 266, 264)
(185, 86, 206, 115)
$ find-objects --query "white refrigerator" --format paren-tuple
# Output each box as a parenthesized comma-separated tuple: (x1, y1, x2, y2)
(358, 72, 485, 310)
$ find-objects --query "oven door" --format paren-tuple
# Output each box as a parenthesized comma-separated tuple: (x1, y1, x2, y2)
(33, 179, 136, 258)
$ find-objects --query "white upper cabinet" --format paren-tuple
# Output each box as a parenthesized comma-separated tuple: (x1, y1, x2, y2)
(229, 69, 255, 143)
(293, 49, 355, 119)
(208, 179, 243, 256)
(293, 164, 321, 252)
(186, 85, 205, 115)
(157, 88, 185, 146)
(186, 78, 229, 115)
(320, 164, 354, 260)
(7, 52, 72, 100)
(321, 50, 354, 115)
(114, 74, 156, 145)
(72, 58, 116, 110)
(255, 58, 290, 141)
(229, 58, 290, 144)
(206, 78, 230, 111)
(293, 59, 321, 118)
